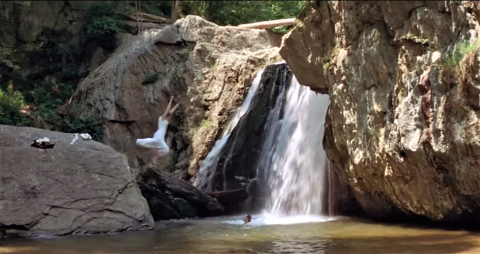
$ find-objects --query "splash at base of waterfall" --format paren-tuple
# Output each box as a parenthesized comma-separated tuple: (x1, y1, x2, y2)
(257, 71, 331, 216)
(222, 212, 336, 226)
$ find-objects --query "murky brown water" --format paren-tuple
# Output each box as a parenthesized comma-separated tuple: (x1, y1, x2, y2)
(1, 215, 480, 254)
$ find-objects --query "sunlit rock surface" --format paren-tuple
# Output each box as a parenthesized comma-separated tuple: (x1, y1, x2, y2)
(281, 1, 480, 226)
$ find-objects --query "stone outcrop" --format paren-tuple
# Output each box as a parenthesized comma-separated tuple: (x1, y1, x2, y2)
(0, 1, 91, 48)
(138, 168, 224, 220)
(72, 15, 281, 180)
(0, 124, 153, 236)
(280, 1, 480, 225)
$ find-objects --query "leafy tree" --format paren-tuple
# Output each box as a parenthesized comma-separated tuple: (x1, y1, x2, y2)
(177, 1, 305, 33)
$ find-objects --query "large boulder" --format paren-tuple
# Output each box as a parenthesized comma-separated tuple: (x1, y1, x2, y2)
(71, 15, 282, 180)
(0, 125, 153, 236)
(280, 1, 480, 226)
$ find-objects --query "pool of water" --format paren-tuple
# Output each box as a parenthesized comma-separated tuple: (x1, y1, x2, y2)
(2, 214, 480, 254)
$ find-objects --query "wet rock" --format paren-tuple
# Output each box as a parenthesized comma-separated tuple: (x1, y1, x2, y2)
(0, 125, 154, 235)
(280, 1, 480, 226)
(138, 168, 224, 220)
(200, 63, 290, 213)
(207, 189, 249, 214)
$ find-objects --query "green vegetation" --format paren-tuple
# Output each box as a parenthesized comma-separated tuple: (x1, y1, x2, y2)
(139, 1, 172, 18)
(83, 2, 132, 50)
(199, 119, 212, 128)
(132, 1, 305, 34)
(442, 39, 479, 67)
(209, 62, 217, 71)
(179, 1, 305, 33)
(142, 71, 160, 85)
(323, 62, 331, 70)
(0, 84, 29, 126)
(0, 30, 103, 141)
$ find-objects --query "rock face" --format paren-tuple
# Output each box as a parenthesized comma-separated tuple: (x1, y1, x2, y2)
(72, 15, 281, 180)
(0, 1, 90, 47)
(0, 125, 153, 235)
(138, 168, 224, 220)
(281, 1, 480, 225)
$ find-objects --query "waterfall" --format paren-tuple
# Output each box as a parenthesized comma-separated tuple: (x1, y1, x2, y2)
(194, 69, 264, 192)
(258, 73, 331, 216)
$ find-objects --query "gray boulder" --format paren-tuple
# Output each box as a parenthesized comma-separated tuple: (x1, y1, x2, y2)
(0, 125, 154, 236)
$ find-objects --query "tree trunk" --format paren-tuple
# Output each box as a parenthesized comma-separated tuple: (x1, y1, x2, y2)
(171, 0, 179, 23)
(138, 0, 143, 32)
(134, 0, 139, 33)
(238, 18, 296, 29)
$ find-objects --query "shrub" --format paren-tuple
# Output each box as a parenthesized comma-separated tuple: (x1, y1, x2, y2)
(32, 106, 104, 142)
(83, 3, 124, 50)
(442, 39, 479, 67)
(0, 85, 30, 126)
(142, 72, 160, 85)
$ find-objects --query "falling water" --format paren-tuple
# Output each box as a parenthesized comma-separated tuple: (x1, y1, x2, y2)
(194, 69, 264, 192)
(258, 73, 331, 216)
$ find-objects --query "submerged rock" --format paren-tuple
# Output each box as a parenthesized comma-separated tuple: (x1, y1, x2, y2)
(0, 125, 154, 235)
(281, 1, 480, 226)
(138, 168, 224, 220)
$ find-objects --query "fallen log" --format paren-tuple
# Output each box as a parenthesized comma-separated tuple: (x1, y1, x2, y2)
(122, 12, 172, 24)
(238, 18, 296, 29)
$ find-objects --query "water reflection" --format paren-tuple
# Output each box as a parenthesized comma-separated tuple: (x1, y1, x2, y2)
(1, 216, 480, 254)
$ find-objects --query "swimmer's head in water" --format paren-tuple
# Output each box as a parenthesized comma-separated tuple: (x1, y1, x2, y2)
(243, 214, 252, 224)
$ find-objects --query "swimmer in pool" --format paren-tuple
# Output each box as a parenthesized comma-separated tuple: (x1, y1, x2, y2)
(243, 214, 252, 224)
(136, 96, 180, 164)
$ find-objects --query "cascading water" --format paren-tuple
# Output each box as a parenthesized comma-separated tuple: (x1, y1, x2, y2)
(194, 69, 264, 192)
(260, 75, 330, 216)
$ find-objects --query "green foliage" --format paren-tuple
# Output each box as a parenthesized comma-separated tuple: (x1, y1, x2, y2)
(142, 71, 160, 85)
(199, 119, 212, 128)
(0, 85, 29, 126)
(209, 62, 217, 71)
(323, 62, 330, 70)
(37, 107, 104, 142)
(84, 3, 123, 38)
(179, 1, 305, 33)
(442, 39, 479, 67)
(83, 3, 126, 50)
(0, 31, 103, 141)
(140, 1, 172, 18)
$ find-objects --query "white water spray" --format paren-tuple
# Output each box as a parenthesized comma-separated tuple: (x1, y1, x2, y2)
(259, 74, 331, 216)
(194, 70, 264, 192)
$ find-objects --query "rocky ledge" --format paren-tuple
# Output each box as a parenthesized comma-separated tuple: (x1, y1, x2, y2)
(0, 125, 153, 236)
